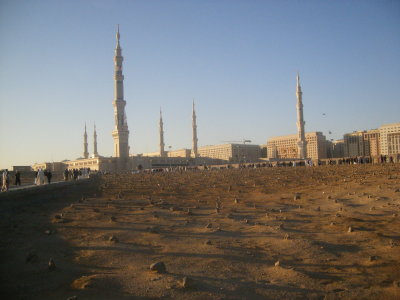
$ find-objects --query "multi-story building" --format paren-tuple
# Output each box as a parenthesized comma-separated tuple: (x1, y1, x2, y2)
(343, 131, 369, 157)
(331, 139, 345, 158)
(167, 149, 191, 158)
(198, 144, 261, 162)
(266, 132, 327, 160)
(364, 129, 380, 156)
(379, 123, 400, 156)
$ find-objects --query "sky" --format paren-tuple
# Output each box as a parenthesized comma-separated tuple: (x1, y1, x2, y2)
(0, 0, 399, 169)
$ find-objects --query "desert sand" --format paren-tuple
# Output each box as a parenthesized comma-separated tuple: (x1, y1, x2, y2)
(1, 164, 400, 299)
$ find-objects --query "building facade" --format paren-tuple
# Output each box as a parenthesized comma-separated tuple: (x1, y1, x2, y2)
(331, 139, 345, 158)
(343, 131, 369, 157)
(198, 144, 261, 162)
(379, 123, 400, 156)
(267, 132, 327, 160)
(364, 129, 380, 157)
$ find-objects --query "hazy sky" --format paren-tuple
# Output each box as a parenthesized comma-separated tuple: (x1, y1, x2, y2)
(0, 0, 399, 169)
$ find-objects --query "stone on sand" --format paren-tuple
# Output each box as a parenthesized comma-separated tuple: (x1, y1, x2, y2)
(48, 258, 56, 270)
(150, 261, 166, 273)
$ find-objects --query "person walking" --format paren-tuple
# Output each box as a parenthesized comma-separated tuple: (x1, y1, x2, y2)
(63, 169, 69, 181)
(15, 171, 21, 186)
(2, 169, 10, 191)
(36, 168, 45, 185)
(46, 170, 52, 184)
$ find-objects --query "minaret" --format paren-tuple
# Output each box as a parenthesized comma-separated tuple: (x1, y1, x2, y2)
(83, 123, 89, 159)
(191, 100, 199, 158)
(296, 73, 307, 159)
(111, 25, 130, 158)
(93, 123, 98, 157)
(159, 108, 166, 157)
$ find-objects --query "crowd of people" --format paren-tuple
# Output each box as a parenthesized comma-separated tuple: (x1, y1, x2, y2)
(34, 168, 52, 185)
(1, 169, 22, 191)
(63, 168, 91, 181)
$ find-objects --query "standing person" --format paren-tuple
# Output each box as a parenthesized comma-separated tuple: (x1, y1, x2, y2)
(15, 171, 21, 186)
(46, 170, 52, 184)
(2, 169, 10, 191)
(64, 169, 69, 181)
(36, 168, 45, 185)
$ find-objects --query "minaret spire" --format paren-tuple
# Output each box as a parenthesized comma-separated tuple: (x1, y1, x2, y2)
(112, 25, 130, 158)
(93, 123, 98, 157)
(296, 73, 307, 159)
(159, 108, 166, 157)
(83, 123, 89, 159)
(192, 99, 199, 158)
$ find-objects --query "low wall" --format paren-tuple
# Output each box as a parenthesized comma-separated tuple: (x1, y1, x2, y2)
(0, 175, 101, 201)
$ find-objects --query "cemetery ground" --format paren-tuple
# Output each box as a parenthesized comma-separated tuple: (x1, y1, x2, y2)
(1, 164, 400, 299)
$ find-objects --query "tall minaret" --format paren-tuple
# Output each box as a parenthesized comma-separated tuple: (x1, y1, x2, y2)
(296, 73, 307, 159)
(83, 123, 89, 159)
(111, 25, 130, 158)
(93, 123, 99, 157)
(191, 100, 199, 158)
(159, 108, 166, 157)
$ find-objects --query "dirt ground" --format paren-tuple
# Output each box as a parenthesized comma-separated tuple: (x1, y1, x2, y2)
(1, 164, 400, 300)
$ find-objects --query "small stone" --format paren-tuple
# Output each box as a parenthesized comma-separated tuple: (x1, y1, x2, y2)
(370, 206, 375, 211)
(179, 276, 195, 289)
(44, 230, 51, 235)
(215, 208, 220, 214)
(393, 281, 400, 288)
(67, 296, 78, 300)
(234, 198, 239, 204)
(369, 255, 377, 262)
(274, 260, 280, 267)
(335, 213, 341, 217)
(110, 216, 117, 222)
(327, 195, 332, 199)
(150, 261, 166, 273)
(284, 233, 289, 240)
(205, 223, 212, 228)
(109, 235, 119, 243)
(169, 207, 175, 211)
(26, 252, 39, 263)
(48, 258, 56, 270)
(395, 189, 400, 193)
(244, 219, 249, 224)
(205, 240, 212, 245)
(316, 206, 320, 212)
(294, 193, 301, 200)
(330, 222, 335, 226)
(348, 226, 353, 233)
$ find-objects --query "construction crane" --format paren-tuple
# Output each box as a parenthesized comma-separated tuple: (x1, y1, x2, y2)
(221, 139, 252, 144)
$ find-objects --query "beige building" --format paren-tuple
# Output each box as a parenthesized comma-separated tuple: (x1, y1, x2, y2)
(198, 144, 260, 162)
(140, 151, 162, 158)
(168, 149, 191, 158)
(331, 139, 345, 158)
(343, 129, 381, 157)
(364, 129, 380, 156)
(379, 123, 400, 156)
(267, 132, 327, 160)
(343, 131, 369, 157)
(32, 162, 66, 172)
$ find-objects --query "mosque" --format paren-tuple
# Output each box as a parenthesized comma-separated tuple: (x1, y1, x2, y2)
(58, 27, 252, 172)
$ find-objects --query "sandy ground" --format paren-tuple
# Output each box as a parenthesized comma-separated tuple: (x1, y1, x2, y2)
(1, 164, 400, 300)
